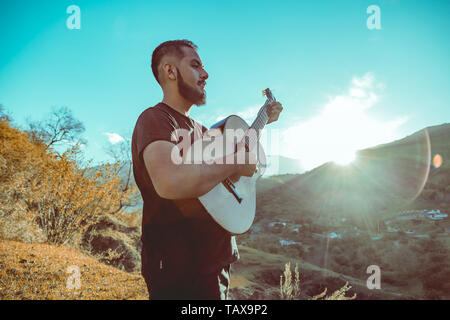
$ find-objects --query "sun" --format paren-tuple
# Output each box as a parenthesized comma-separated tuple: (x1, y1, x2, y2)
(332, 151, 356, 166)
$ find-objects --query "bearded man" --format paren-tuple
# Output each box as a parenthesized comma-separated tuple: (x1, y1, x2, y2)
(131, 40, 282, 300)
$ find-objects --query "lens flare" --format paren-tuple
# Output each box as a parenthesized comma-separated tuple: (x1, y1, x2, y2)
(432, 154, 443, 169)
(309, 128, 431, 225)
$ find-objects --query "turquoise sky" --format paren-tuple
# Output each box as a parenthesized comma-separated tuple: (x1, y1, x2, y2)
(1, 0, 449, 169)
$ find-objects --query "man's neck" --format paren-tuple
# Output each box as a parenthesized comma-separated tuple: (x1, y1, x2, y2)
(162, 94, 192, 117)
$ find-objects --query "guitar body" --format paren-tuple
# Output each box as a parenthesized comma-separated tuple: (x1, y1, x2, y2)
(196, 115, 266, 235)
(176, 89, 275, 235)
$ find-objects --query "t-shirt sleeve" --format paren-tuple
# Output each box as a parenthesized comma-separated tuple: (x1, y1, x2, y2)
(134, 109, 177, 159)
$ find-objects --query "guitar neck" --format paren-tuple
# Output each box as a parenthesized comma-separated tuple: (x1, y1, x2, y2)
(247, 88, 275, 144)
(249, 105, 270, 134)
(221, 88, 275, 204)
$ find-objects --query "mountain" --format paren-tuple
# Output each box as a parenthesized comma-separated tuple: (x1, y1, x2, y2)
(255, 123, 450, 228)
(237, 123, 450, 300)
(263, 155, 305, 176)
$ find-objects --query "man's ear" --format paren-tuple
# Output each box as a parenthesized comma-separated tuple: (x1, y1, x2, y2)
(163, 63, 176, 81)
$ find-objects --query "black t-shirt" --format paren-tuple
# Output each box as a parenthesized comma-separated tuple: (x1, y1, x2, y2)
(131, 102, 239, 275)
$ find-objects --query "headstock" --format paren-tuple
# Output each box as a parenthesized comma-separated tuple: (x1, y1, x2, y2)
(262, 88, 276, 104)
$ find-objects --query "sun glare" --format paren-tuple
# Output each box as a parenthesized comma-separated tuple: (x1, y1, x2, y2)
(280, 73, 409, 171)
(332, 151, 356, 166)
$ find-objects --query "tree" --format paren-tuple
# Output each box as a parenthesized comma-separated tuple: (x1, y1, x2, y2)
(26, 106, 86, 152)
(104, 138, 140, 214)
(0, 104, 11, 122)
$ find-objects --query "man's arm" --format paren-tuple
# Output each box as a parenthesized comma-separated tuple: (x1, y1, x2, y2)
(143, 140, 255, 200)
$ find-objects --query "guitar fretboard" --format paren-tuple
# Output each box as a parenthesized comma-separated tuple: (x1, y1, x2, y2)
(245, 89, 275, 151)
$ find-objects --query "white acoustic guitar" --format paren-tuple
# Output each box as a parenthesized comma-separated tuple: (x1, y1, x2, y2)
(175, 88, 276, 235)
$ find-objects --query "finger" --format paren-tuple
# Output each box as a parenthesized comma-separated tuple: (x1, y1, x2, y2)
(269, 104, 282, 114)
(274, 105, 283, 112)
(269, 102, 280, 109)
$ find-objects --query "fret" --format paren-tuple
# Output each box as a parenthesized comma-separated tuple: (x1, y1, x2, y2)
(232, 89, 275, 150)
(239, 88, 275, 152)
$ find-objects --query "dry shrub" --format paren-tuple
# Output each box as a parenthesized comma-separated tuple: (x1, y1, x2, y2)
(27, 153, 134, 245)
(0, 120, 48, 241)
(311, 282, 357, 300)
(0, 119, 137, 245)
(280, 262, 357, 300)
(280, 262, 300, 299)
(115, 209, 142, 229)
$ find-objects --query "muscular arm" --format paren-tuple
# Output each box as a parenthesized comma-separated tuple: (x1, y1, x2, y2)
(143, 140, 247, 200)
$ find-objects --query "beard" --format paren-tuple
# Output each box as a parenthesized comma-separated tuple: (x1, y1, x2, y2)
(176, 68, 206, 106)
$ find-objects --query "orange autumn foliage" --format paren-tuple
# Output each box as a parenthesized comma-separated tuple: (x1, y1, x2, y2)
(0, 119, 137, 245)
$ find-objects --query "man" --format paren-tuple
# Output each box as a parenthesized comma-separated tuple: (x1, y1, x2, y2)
(131, 40, 282, 300)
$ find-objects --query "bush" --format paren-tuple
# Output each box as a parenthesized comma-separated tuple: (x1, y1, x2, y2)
(28, 156, 130, 245)
(1, 119, 137, 245)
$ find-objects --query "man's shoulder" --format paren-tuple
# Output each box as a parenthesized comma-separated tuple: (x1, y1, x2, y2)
(134, 103, 177, 132)
(131, 104, 177, 160)
(137, 103, 170, 120)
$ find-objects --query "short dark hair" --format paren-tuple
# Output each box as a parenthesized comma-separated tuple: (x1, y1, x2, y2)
(151, 40, 198, 84)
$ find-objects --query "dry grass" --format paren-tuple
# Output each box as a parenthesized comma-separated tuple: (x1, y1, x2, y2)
(280, 262, 356, 300)
(280, 262, 300, 299)
(230, 275, 254, 289)
(0, 240, 148, 300)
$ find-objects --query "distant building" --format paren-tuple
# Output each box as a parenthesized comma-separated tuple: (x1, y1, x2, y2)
(328, 232, 342, 239)
(269, 222, 287, 228)
(371, 234, 383, 240)
(279, 239, 301, 246)
(428, 213, 448, 220)
(387, 226, 399, 233)
(423, 209, 448, 220)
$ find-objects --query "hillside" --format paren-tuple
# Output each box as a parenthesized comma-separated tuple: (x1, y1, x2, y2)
(0, 240, 303, 300)
(229, 245, 413, 300)
(0, 241, 148, 300)
(255, 123, 450, 227)
(263, 155, 305, 176)
(239, 122, 450, 299)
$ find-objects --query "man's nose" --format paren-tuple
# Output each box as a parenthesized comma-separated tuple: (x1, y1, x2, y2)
(201, 69, 209, 80)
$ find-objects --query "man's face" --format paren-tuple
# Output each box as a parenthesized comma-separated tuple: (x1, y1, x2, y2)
(176, 47, 209, 106)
